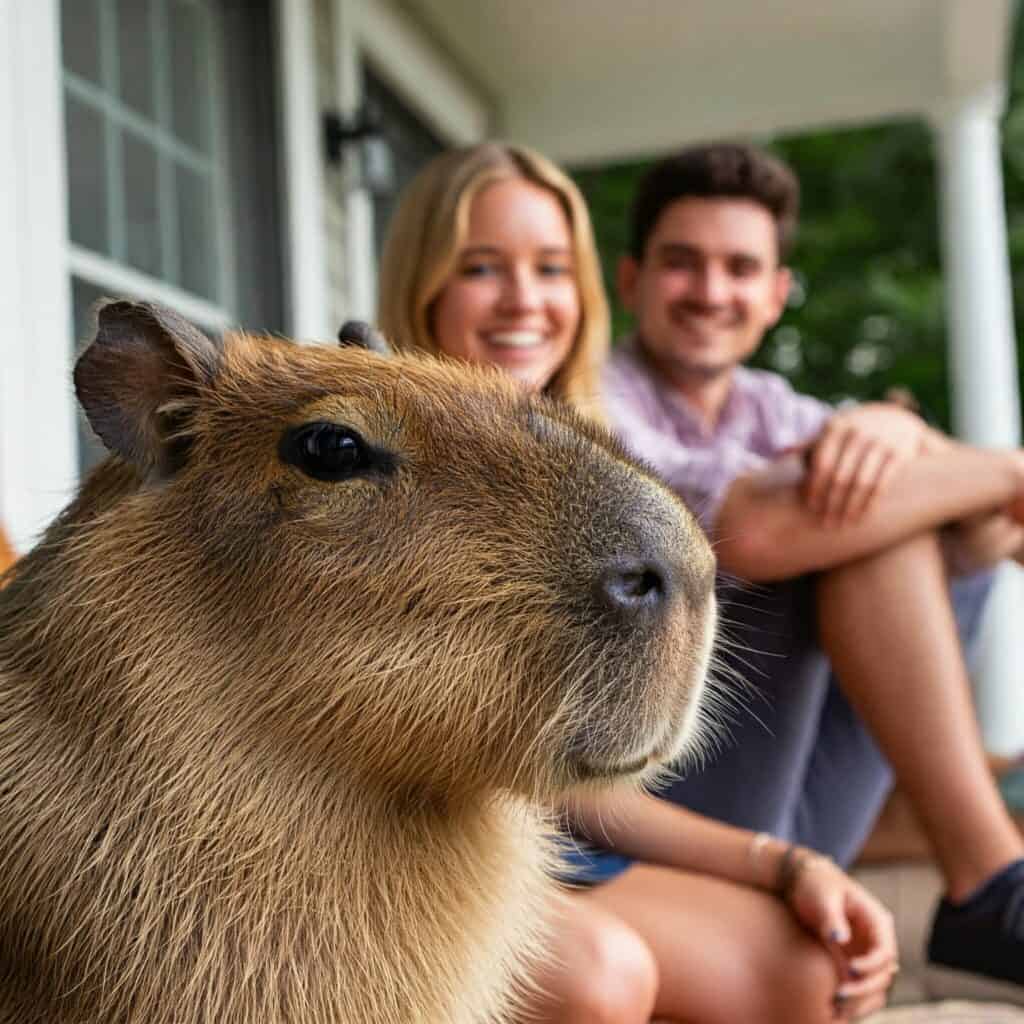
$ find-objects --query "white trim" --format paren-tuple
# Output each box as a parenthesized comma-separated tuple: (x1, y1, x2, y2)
(332, 0, 375, 321)
(330, 0, 488, 323)
(0, 0, 76, 554)
(68, 245, 234, 330)
(356, 0, 488, 146)
(276, 0, 331, 342)
(343, 190, 377, 323)
(205, 0, 239, 318)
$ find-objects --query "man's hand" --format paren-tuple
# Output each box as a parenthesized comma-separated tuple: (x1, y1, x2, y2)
(1009, 450, 1024, 526)
(798, 403, 930, 525)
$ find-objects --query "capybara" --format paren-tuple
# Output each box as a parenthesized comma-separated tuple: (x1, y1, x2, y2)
(0, 301, 717, 1024)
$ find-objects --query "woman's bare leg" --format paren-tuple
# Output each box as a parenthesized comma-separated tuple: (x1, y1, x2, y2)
(515, 891, 657, 1024)
(518, 866, 858, 1024)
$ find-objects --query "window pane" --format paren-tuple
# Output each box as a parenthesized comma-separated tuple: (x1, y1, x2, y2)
(176, 163, 216, 301)
(117, 0, 155, 119)
(65, 94, 110, 254)
(61, 0, 103, 85)
(362, 66, 444, 258)
(122, 131, 161, 277)
(170, 0, 210, 152)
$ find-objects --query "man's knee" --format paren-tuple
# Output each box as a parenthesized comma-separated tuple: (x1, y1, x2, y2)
(560, 911, 658, 1024)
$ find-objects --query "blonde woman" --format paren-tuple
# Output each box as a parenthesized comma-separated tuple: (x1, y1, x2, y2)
(377, 141, 897, 1023)
(377, 142, 606, 417)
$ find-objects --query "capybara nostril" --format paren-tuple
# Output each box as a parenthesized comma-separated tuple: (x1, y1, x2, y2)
(598, 557, 670, 616)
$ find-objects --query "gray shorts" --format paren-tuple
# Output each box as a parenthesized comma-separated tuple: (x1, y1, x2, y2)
(659, 569, 995, 868)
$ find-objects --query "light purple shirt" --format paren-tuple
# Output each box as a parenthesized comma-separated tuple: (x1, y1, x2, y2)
(603, 338, 832, 533)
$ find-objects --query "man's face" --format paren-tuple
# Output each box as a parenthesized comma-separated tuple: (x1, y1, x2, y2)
(618, 197, 791, 386)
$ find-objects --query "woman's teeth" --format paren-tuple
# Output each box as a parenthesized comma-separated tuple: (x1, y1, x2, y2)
(486, 331, 545, 349)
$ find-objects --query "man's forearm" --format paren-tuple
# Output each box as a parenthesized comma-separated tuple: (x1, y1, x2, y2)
(715, 443, 1023, 581)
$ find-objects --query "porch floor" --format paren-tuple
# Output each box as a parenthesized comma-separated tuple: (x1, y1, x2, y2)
(854, 860, 1024, 1021)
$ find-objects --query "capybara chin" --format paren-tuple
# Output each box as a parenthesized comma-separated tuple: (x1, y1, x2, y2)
(0, 301, 717, 1024)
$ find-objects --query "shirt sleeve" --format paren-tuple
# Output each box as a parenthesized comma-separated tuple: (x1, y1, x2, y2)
(761, 376, 833, 454)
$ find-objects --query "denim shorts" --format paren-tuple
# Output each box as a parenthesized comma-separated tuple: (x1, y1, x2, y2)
(555, 836, 633, 887)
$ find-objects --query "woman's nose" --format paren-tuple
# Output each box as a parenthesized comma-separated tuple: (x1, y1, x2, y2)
(498, 267, 543, 312)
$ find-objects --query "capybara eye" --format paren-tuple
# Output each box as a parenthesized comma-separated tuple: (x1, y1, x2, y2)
(280, 422, 370, 481)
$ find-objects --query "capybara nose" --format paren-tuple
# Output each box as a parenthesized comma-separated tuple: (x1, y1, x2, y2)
(597, 557, 670, 616)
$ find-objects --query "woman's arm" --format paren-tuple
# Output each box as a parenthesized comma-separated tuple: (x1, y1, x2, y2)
(567, 786, 783, 888)
(565, 786, 899, 1013)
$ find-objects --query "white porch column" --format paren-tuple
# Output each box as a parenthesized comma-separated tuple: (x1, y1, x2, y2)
(0, 0, 76, 554)
(932, 87, 1024, 754)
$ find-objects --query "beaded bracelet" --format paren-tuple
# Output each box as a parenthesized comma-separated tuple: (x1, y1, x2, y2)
(776, 843, 803, 895)
(777, 843, 832, 898)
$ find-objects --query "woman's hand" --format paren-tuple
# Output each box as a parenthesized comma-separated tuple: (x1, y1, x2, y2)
(784, 854, 899, 1020)
(943, 511, 1024, 575)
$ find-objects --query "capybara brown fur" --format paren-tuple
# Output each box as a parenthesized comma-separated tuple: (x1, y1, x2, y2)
(0, 301, 717, 1024)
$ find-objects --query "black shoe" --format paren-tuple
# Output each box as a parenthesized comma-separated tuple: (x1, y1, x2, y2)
(926, 859, 1024, 1003)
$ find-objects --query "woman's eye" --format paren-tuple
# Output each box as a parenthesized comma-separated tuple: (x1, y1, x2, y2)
(538, 263, 572, 277)
(461, 262, 498, 277)
(281, 422, 368, 481)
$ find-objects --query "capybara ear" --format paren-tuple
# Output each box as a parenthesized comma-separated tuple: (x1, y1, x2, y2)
(74, 300, 223, 477)
(337, 320, 392, 357)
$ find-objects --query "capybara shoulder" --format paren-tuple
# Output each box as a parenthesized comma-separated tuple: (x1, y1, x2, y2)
(0, 301, 717, 1024)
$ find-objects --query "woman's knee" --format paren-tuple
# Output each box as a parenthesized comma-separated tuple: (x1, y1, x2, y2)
(558, 907, 658, 1024)
(748, 934, 838, 1024)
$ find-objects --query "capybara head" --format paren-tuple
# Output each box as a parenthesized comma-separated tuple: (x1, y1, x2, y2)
(63, 300, 714, 796)
(0, 300, 716, 1023)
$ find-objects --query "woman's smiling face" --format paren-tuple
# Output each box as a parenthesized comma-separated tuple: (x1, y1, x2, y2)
(430, 178, 581, 393)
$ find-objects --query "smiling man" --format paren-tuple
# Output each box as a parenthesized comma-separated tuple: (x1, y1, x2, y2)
(602, 142, 1024, 1001)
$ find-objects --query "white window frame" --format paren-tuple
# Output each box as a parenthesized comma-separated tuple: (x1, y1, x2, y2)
(277, 0, 331, 342)
(62, 0, 238, 328)
(0, 0, 328, 553)
(330, 0, 489, 321)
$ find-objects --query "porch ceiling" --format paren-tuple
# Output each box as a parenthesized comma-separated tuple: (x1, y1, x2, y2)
(405, 0, 1015, 166)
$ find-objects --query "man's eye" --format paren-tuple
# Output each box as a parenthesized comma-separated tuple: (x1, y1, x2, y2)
(280, 422, 369, 481)
(663, 254, 697, 270)
(730, 259, 760, 277)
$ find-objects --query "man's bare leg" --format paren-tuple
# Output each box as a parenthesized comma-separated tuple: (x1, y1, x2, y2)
(816, 531, 1022, 900)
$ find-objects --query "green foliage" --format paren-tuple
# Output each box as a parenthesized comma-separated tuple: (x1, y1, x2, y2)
(573, 14, 1024, 432)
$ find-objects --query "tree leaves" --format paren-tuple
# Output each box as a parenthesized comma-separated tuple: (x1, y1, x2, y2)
(573, 12, 1024, 432)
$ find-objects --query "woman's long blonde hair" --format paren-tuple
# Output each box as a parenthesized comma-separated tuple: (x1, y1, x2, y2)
(377, 142, 609, 415)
